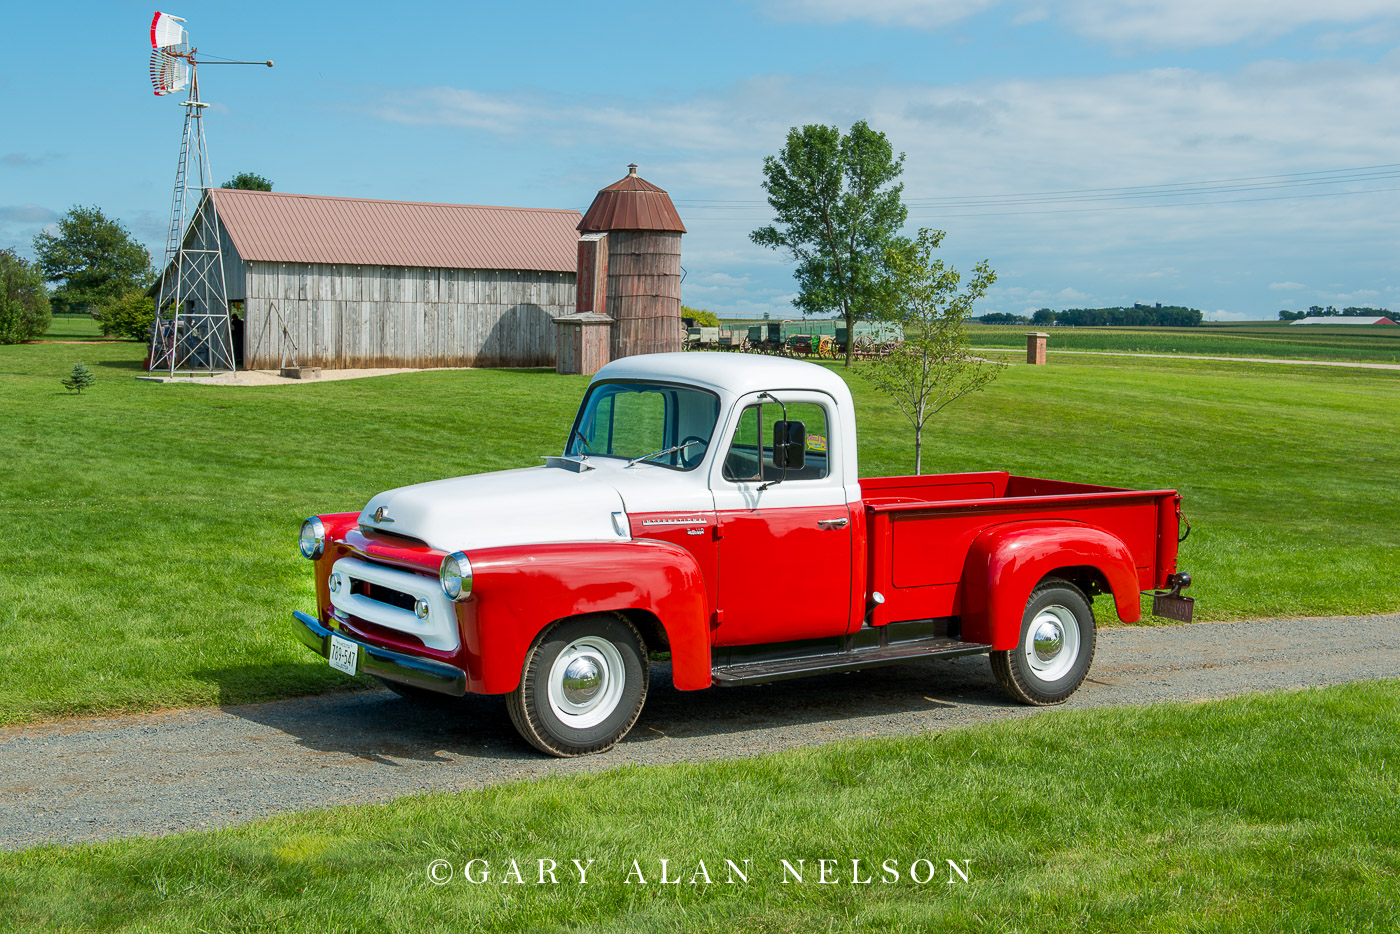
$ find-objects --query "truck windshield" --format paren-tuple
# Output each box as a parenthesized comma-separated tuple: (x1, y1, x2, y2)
(567, 381, 721, 471)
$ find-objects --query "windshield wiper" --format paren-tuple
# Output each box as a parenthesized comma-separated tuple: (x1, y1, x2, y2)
(626, 440, 701, 468)
(566, 426, 591, 457)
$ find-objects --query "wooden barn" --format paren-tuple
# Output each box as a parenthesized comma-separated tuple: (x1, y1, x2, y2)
(155, 188, 582, 369)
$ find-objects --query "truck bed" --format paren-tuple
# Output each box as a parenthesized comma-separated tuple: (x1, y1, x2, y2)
(860, 471, 1182, 627)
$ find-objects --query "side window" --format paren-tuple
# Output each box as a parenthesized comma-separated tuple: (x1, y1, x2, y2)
(722, 400, 830, 482)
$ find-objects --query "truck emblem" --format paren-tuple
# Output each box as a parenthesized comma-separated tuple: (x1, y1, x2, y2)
(373, 506, 394, 524)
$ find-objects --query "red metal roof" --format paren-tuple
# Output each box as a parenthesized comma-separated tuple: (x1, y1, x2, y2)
(209, 189, 581, 272)
(578, 165, 686, 233)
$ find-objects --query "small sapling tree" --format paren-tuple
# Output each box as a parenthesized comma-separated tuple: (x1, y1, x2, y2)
(862, 228, 1002, 475)
(62, 362, 96, 394)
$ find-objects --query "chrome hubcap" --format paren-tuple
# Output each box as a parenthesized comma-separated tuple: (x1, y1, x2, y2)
(546, 637, 626, 729)
(561, 657, 602, 705)
(1033, 619, 1064, 661)
(1023, 605, 1081, 683)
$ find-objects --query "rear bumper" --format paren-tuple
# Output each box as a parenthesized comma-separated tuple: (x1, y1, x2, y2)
(292, 610, 468, 697)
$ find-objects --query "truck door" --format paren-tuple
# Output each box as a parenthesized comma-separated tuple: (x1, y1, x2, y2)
(710, 391, 853, 645)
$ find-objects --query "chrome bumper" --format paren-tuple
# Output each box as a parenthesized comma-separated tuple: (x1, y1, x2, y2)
(292, 610, 468, 697)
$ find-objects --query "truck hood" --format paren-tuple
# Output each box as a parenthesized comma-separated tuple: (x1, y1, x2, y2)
(358, 465, 629, 553)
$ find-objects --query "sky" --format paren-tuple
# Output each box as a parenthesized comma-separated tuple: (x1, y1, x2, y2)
(3, 1, 1399, 321)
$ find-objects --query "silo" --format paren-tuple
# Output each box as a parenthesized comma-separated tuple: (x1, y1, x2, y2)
(577, 164, 687, 359)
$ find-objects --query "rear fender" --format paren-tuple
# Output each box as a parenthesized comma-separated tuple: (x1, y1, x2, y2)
(466, 540, 711, 693)
(960, 521, 1141, 650)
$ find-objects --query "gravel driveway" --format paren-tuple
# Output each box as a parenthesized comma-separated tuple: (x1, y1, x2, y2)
(3, 614, 1397, 852)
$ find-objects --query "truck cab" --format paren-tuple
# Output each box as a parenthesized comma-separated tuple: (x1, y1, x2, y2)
(293, 353, 1191, 757)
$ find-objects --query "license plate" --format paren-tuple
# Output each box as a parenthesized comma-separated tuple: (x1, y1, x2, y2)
(1153, 593, 1195, 623)
(328, 634, 360, 675)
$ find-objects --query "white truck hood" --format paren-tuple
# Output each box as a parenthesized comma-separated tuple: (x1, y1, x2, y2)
(358, 465, 629, 553)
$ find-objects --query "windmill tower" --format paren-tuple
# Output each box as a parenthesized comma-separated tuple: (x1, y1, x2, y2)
(146, 12, 271, 375)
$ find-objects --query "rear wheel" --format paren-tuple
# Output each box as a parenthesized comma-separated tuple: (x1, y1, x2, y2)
(991, 578, 1096, 705)
(506, 614, 649, 757)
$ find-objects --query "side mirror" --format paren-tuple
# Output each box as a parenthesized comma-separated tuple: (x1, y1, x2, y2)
(772, 420, 807, 470)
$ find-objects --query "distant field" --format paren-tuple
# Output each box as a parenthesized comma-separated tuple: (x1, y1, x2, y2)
(38, 315, 112, 342)
(0, 340, 1396, 723)
(967, 322, 1400, 363)
(4, 681, 1396, 932)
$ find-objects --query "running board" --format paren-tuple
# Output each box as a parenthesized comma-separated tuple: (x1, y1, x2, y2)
(711, 636, 991, 687)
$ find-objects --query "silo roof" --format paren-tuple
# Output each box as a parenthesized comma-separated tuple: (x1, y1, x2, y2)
(208, 189, 581, 272)
(578, 165, 686, 233)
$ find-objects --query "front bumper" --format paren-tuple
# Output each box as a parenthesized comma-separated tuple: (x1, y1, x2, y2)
(292, 610, 467, 696)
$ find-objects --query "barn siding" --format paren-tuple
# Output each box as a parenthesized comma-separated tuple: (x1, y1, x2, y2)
(243, 261, 574, 369)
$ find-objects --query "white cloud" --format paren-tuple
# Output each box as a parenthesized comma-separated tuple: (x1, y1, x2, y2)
(765, 0, 1000, 29)
(1, 152, 61, 168)
(1057, 287, 1089, 301)
(761, 0, 1400, 48)
(367, 55, 1400, 318)
(1060, 1, 1400, 48)
(1204, 309, 1256, 321)
(1269, 281, 1306, 290)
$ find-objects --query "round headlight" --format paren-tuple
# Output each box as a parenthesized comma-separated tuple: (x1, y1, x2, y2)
(440, 551, 472, 602)
(299, 517, 326, 560)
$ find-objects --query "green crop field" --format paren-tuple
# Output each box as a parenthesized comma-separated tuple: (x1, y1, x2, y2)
(0, 339, 1396, 724)
(967, 322, 1400, 363)
(3, 680, 1396, 933)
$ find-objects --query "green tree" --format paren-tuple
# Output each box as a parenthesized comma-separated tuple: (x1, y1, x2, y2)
(0, 248, 52, 344)
(751, 121, 909, 367)
(61, 362, 96, 394)
(860, 229, 1002, 475)
(1031, 307, 1056, 325)
(221, 172, 273, 191)
(682, 305, 721, 327)
(32, 206, 153, 316)
(96, 289, 156, 341)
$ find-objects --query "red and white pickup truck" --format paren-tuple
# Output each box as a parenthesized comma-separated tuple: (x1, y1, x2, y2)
(294, 353, 1192, 756)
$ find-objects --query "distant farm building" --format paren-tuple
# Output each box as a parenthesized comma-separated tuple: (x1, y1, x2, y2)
(150, 167, 688, 371)
(1289, 316, 1396, 326)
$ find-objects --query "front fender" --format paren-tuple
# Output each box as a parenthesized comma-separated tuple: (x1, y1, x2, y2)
(465, 539, 711, 693)
(960, 520, 1141, 650)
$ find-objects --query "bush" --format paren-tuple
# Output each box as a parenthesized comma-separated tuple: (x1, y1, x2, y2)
(682, 304, 721, 327)
(0, 248, 52, 344)
(96, 289, 155, 341)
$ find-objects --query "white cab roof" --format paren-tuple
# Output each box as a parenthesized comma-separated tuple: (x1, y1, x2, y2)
(593, 352, 854, 404)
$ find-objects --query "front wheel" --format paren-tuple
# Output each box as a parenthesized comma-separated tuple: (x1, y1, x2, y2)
(506, 614, 649, 757)
(991, 578, 1097, 705)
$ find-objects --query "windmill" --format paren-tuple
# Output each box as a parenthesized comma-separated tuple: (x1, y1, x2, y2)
(146, 11, 272, 375)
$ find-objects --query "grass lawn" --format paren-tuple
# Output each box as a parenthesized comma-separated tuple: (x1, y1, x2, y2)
(3, 680, 1396, 932)
(0, 340, 1396, 724)
(38, 315, 116, 342)
(967, 322, 1400, 363)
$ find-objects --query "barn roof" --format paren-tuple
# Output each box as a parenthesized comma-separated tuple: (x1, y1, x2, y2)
(208, 189, 581, 272)
(578, 165, 686, 233)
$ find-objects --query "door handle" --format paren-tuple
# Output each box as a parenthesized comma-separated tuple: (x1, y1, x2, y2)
(816, 518, 849, 530)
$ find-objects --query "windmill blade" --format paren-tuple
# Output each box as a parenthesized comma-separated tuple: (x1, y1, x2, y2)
(150, 11, 188, 51)
(149, 49, 189, 96)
